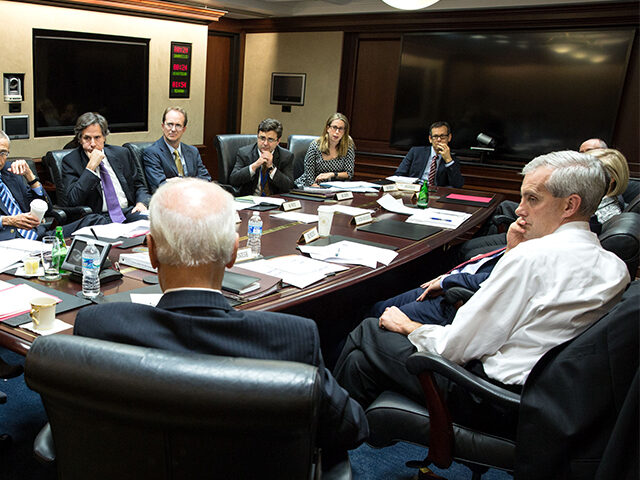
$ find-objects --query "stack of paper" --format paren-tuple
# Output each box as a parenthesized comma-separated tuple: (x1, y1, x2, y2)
(406, 208, 472, 229)
(240, 255, 347, 289)
(317, 181, 381, 193)
(119, 252, 156, 273)
(73, 220, 150, 240)
(386, 175, 419, 184)
(271, 212, 319, 223)
(0, 239, 51, 274)
(299, 240, 398, 269)
(0, 283, 61, 322)
(234, 196, 285, 210)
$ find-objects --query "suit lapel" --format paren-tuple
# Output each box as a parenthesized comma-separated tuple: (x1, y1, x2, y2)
(159, 139, 179, 176)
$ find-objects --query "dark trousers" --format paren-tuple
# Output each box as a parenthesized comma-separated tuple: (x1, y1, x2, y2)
(58, 213, 109, 238)
(334, 317, 520, 440)
(370, 288, 456, 326)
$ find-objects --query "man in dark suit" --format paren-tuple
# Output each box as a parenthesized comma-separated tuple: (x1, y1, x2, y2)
(74, 178, 368, 463)
(229, 118, 295, 196)
(62, 112, 150, 223)
(143, 106, 211, 192)
(0, 130, 106, 241)
(394, 121, 464, 188)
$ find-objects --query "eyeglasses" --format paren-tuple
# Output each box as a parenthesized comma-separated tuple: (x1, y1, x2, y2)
(164, 122, 184, 131)
(328, 125, 345, 132)
(81, 134, 104, 143)
(430, 134, 449, 140)
(0, 150, 9, 158)
(258, 135, 278, 144)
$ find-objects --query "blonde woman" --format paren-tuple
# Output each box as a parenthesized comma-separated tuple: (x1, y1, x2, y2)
(295, 113, 355, 187)
(589, 148, 629, 224)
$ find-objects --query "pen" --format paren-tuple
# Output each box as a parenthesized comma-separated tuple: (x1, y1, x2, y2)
(430, 217, 452, 223)
(90, 228, 99, 240)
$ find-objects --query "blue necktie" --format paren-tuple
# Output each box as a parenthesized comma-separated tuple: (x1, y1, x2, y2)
(0, 174, 38, 240)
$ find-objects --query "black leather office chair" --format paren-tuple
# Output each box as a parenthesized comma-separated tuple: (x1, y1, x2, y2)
(598, 212, 640, 276)
(26, 335, 350, 480)
(122, 141, 154, 192)
(287, 134, 316, 181)
(0, 356, 23, 450)
(623, 193, 640, 214)
(41, 149, 74, 207)
(366, 280, 639, 480)
(214, 134, 256, 194)
(622, 179, 639, 207)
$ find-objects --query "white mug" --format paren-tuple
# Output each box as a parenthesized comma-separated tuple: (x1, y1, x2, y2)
(30, 296, 57, 330)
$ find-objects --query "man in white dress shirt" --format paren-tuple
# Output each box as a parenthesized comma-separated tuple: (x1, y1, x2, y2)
(335, 150, 630, 436)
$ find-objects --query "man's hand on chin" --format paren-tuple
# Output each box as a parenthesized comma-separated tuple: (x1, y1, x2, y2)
(506, 218, 527, 251)
(379, 306, 422, 336)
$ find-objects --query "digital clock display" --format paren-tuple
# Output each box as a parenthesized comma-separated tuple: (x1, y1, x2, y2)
(170, 41, 191, 98)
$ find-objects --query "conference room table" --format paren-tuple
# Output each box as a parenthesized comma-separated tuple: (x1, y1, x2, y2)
(0, 186, 503, 364)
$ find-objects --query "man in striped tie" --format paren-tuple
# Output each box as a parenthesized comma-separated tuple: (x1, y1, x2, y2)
(0, 131, 107, 241)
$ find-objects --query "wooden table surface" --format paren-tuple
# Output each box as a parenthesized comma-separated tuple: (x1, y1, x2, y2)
(0, 187, 503, 357)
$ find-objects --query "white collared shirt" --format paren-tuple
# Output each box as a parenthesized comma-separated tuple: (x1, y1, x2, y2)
(163, 138, 187, 176)
(87, 151, 129, 212)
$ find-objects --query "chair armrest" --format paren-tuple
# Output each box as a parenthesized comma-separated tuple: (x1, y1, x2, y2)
(0, 390, 6, 404)
(50, 205, 93, 225)
(442, 287, 474, 307)
(406, 352, 521, 410)
(33, 423, 56, 464)
(216, 182, 240, 196)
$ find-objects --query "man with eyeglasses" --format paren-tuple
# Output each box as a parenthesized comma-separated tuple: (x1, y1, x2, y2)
(229, 118, 295, 197)
(0, 130, 107, 241)
(143, 106, 211, 193)
(62, 112, 150, 223)
(394, 121, 464, 188)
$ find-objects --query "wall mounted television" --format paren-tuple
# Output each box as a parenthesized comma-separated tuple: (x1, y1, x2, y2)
(270, 73, 306, 106)
(33, 29, 149, 138)
(391, 28, 636, 162)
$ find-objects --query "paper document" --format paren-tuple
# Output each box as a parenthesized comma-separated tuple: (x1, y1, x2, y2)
(119, 252, 157, 273)
(73, 220, 150, 240)
(386, 175, 419, 184)
(377, 194, 421, 216)
(0, 283, 61, 321)
(406, 208, 472, 229)
(323, 205, 375, 217)
(318, 181, 380, 193)
(299, 240, 398, 269)
(0, 238, 51, 254)
(240, 255, 347, 289)
(0, 249, 29, 274)
(271, 212, 319, 224)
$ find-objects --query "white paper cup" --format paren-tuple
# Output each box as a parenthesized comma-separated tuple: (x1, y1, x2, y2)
(317, 206, 334, 237)
(29, 296, 57, 330)
(30, 199, 48, 222)
(24, 256, 40, 275)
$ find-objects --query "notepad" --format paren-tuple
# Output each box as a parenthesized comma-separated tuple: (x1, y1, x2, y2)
(357, 219, 442, 241)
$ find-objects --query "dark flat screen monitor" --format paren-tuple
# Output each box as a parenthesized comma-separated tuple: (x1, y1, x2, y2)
(270, 73, 306, 106)
(33, 29, 149, 137)
(391, 28, 636, 162)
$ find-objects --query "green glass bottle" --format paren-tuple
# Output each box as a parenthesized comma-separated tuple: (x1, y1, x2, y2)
(416, 180, 429, 208)
(53, 226, 68, 273)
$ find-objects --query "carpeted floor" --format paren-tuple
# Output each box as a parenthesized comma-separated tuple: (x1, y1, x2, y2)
(0, 350, 511, 479)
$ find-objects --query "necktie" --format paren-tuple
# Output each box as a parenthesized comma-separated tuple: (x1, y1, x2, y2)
(173, 150, 184, 177)
(98, 163, 126, 223)
(427, 155, 438, 186)
(447, 247, 506, 274)
(0, 175, 38, 240)
(260, 164, 271, 196)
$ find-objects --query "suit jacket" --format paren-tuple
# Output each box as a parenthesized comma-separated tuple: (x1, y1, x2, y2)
(0, 163, 49, 240)
(143, 137, 211, 192)
(61, 145, 150, 212)
(229, 144, 295, 196)
(74, 289, 368, 455)
(394, 146, 464, 188)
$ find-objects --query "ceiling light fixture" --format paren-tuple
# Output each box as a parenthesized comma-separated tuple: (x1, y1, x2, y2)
(382, 0, 440, 10)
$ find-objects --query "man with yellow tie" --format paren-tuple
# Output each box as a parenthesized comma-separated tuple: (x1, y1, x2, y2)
(143, 107, 212, 193)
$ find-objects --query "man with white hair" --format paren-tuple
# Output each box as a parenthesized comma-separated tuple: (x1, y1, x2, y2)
(335, 151, 630, 435)
(74, 178, 367, 461)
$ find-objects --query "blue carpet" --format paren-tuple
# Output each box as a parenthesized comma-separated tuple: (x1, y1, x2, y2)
(1, 349, 511, 479)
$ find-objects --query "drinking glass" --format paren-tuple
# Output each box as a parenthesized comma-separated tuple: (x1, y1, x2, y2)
(40, 236, 61, 281)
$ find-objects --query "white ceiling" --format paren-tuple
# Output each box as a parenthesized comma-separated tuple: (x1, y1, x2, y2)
(193, 0, 620, 20)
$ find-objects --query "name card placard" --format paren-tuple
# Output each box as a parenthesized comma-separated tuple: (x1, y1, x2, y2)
(335, 191, 354, 201)
(281, 200, 302, 211)
(298, 227, 320, 244)
(234, 211, 242, 223)
(397, 183, 420, 192)
(351, 212, 373, 226)
(236, 247, 254, 262)
(382, 184, 398, 192)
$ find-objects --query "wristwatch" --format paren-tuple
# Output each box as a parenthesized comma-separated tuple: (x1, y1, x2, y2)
(27, 178, 39, 186)
(333, 172, 339, 179)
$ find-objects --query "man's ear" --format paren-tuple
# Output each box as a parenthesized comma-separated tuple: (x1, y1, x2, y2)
(226, 234, 239, 269)
(147, 233, 160, 269)
(563, 193, 582, 219)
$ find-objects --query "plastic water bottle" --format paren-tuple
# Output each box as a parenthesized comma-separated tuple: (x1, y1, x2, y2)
(82, 240, 101, 297)
(247, 212, 263, 256)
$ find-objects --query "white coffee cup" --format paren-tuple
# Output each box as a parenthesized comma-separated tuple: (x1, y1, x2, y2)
(29, 296, 57, 330)
(24, 256, 40, 275)
(317, 206, 335, 237)
(30, 199, 48, 222)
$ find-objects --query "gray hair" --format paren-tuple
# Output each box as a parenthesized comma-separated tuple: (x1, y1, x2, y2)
(0, 130, 9, 143)
(149, 178, 237, 267)
(522, 151, 606, 219)
(258, 118, 283, 139)
(162, 106, 188, 126)
(74, 112, 109, 142)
